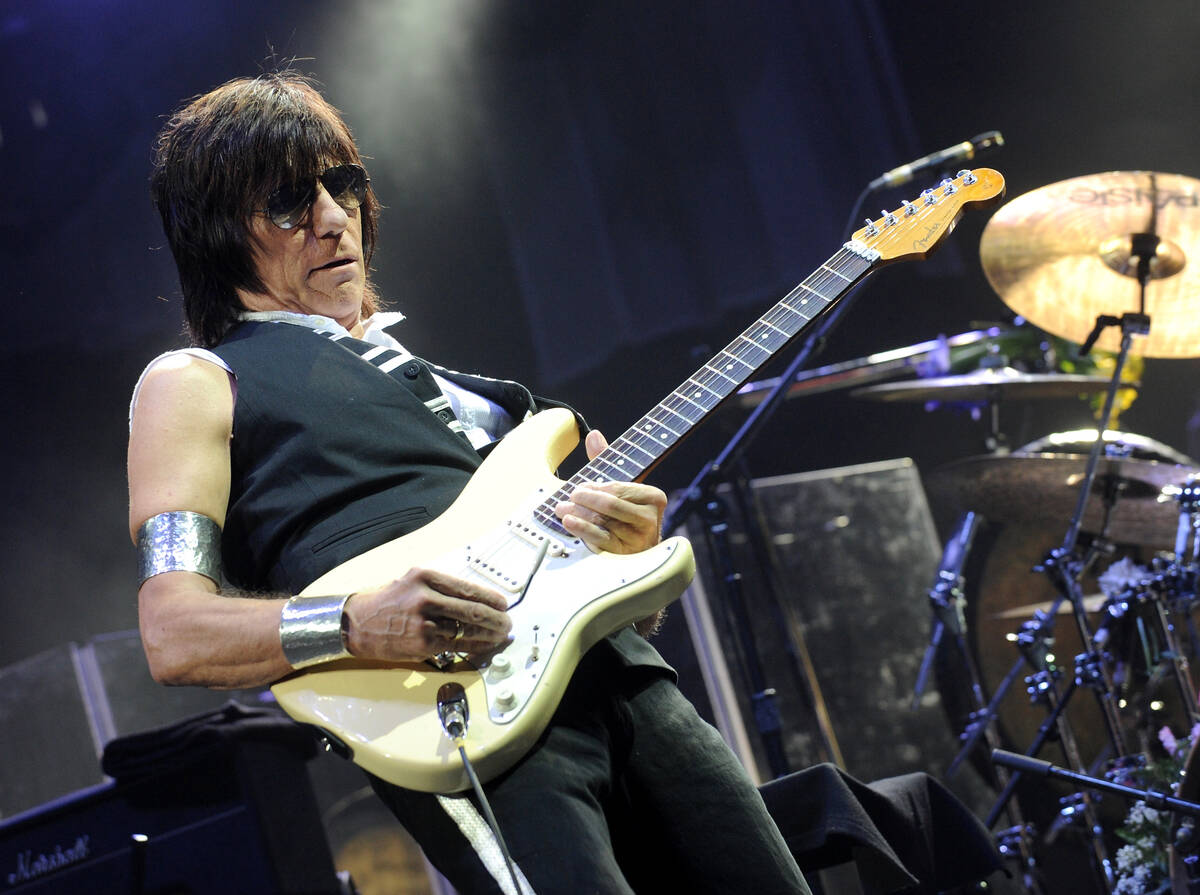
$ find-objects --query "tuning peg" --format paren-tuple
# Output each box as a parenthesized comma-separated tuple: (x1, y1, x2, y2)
(956, 169, 978, 185)
(881, 210, 899, 227)
(921, 188, 938, 206)
(862, 218, 880, 236)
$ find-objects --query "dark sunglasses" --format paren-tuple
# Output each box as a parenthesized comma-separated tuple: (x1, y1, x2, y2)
(261, 164, 370, 230)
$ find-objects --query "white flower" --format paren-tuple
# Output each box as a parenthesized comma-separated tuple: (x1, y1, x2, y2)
(1116, 844, 1141, 871)
(1126, 801, 1161, 827)
(1114, 872, 1146, 894)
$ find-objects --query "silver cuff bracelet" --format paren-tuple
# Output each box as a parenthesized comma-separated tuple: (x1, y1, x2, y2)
(137, 511, 222, 586)
(280, 594, 353, 670)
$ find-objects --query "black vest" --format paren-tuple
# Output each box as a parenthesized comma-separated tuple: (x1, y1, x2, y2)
(212, 320, 550, 592)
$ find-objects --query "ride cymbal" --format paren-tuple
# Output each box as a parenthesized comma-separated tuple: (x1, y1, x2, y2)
(980, 171, 1200, 357)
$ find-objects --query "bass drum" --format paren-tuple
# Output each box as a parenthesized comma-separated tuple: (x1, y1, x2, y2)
(932, 430, 1199, 786)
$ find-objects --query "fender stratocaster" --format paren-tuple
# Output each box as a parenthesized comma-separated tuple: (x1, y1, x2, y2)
(271, 168, 1006, 793)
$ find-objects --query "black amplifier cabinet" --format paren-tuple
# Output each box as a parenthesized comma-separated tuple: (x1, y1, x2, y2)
(0, 740, 341, 895)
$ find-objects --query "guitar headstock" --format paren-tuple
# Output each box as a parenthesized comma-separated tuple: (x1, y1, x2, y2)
(852, 168, 1006, 264)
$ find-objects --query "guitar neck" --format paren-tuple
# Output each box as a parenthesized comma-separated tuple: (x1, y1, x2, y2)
(532, 243, 877, 525)
(530, 166, 1008, 528)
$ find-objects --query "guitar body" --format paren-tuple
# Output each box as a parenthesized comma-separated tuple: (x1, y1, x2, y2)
(271, 408, 697, 793)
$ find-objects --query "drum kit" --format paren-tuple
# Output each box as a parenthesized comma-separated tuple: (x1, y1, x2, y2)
(789, 171, 1200, 893)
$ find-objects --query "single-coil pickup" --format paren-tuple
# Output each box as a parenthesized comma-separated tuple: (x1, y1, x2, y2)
(464, 555, 525, 593)
(507, 519, 568, 556)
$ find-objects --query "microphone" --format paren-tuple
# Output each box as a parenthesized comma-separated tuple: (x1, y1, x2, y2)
(869, 130, 1004, 190)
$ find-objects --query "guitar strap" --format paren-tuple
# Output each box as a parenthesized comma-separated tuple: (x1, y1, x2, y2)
(317, 330, 474, 446)
(435, 793, 536, 894)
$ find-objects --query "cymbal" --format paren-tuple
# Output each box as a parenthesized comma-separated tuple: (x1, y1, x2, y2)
(852, 367, 1122, 403)
(980, 171, 1200, 357)
(926, 453, 1197, 544)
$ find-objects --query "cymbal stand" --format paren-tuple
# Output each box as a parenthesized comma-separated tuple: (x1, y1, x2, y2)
(1041, 285, 1154, 762)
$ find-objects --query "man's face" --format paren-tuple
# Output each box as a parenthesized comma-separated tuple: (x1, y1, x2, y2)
(239, 179, 367, 333)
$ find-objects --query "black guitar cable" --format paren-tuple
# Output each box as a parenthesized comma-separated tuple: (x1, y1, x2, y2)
(437, 683, 526, 895)
(434, 542, 553, 894)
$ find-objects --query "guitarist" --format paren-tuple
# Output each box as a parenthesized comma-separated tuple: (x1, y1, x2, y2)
(128, 72, 810, 894)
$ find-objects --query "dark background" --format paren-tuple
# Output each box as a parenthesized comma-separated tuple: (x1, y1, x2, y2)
(4, 0, 1200, 704)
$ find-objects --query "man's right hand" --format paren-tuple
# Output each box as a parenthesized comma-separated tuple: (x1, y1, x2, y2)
(344, 567, 512, 661)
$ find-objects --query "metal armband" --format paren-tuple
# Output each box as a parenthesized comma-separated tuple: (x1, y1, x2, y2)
(136, 511, 222, 586)
(280, 594, 353, 670)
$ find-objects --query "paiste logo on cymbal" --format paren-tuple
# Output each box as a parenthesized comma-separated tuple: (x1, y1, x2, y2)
(1067, 186, 1200, 207)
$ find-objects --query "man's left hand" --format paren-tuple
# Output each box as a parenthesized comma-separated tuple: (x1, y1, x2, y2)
(552, 430, 667, 555)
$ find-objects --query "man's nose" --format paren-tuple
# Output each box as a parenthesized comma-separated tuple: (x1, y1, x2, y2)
(310, 184, 349, 237)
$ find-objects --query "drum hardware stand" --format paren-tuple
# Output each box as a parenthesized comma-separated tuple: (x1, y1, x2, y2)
(663, 271, 875, 777)
(1164, 479, 1200, 721)
(979, 625, 1117, 891)
(948, 522, 1114, 780)
(912, 516, 1056, 893)
(912, 511, 981, 714)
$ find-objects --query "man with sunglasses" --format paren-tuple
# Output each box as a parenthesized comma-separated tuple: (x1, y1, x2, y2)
(128, 72, 809, 894)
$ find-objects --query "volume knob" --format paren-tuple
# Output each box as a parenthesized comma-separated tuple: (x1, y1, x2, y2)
(490, 654, 513, 680)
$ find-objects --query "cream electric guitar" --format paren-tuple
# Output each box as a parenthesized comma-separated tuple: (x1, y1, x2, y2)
(272, 168, 1006, 793)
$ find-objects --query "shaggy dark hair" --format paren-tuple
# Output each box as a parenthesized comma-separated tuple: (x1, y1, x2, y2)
(150, 72, 381, 347)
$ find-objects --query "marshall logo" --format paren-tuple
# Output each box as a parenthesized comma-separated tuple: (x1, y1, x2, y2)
(1069, 186, 1200, 208)
(6, 836, 90, 886)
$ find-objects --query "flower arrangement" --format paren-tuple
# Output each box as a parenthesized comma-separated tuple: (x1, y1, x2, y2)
(1112, 725, 1197, 895)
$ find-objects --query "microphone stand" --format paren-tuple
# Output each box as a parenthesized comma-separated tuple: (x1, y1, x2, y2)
(993, 749, 1200, 817)
(664, 244, 882, 775)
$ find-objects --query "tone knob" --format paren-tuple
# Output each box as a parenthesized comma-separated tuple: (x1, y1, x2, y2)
(493, 687, 517, 712)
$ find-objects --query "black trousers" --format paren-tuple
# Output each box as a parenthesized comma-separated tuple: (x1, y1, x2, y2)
(372, 647, 811, 894)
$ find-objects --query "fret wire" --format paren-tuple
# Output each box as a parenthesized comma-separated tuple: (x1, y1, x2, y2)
(602, 441, 642, 465)
(766, 303, 808, 330)
(682, 376, 727, 405)
(701, 362, 740, 387)
(613, 438, 657, 464)
(665, 391, 707, 415)
(643, 409, 685, 437)
(652, 403, 693, 430)
(688, 370, 729, 396)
